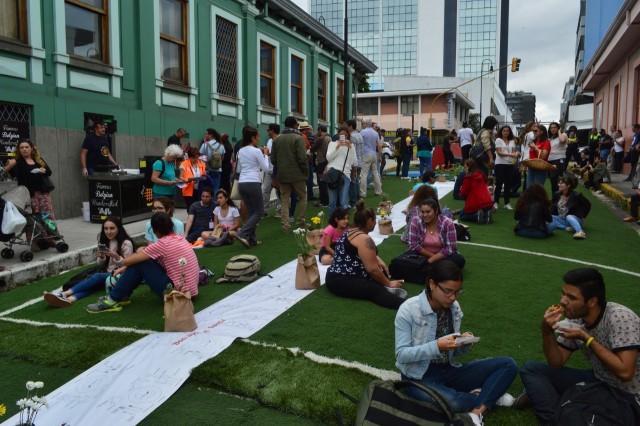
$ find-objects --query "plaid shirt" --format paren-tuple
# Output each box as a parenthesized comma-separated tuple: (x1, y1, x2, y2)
(405, 213, 457, 257)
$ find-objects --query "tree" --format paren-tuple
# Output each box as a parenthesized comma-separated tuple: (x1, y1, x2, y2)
(357, 74, 370, 93)
(468, 113, 481, 134)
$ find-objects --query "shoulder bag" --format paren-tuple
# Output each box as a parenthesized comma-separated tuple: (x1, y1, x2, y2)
(41, 175, 55, 192)
(324, 148, 350, 190)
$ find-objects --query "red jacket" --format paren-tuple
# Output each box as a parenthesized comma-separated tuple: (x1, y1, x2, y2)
(460, 171, 493, 213)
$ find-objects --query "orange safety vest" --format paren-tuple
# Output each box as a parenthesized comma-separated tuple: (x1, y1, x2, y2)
(179, 159, 206, 197)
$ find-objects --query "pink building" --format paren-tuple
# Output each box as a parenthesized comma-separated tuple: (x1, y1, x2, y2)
(577, 0, 640, 174)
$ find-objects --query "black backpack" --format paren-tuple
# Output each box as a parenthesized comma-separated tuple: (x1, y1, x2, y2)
(554, 381, 640, 426)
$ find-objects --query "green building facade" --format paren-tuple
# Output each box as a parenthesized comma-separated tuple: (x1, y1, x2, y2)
(0, 0, 375, 218)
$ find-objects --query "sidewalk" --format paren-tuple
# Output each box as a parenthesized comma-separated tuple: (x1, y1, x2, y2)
(0, 208, 188, 290)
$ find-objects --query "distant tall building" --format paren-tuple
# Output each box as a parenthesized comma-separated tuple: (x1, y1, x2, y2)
(506, 91, 536, 126)
(310, 0, 509, 92)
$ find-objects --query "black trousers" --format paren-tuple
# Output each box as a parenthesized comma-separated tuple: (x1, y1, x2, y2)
(325, 273, 404, 309)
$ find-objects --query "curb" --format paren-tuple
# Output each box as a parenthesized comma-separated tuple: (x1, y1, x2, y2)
(0, 233, 147, 291)
(600, 183, 630, 212)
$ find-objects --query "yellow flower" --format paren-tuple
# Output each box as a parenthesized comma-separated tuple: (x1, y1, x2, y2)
(0, 403, 6, 416)
(311, 217, 321, 225)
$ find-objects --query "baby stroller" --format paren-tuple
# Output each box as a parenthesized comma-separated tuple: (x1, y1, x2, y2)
(0, 186, 69, 262)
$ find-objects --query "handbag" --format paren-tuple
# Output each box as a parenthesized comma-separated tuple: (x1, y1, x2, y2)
(230, 180, 241, 200)
(41, 175, 55, 192)
(1, 200, 27, 235)
(469, 143, 488, 163)
(389, 253, 430, 284)
(522, 158, 557, 171)
(270, 172, 280, 190)
(295, 254, 321, 290)
(163, 289, 197, 332)
(324, 147, 350, 190)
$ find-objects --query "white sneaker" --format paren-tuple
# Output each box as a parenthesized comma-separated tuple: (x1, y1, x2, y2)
(504, 203, 513, 210)
(468, 412, 484, 426)
(573, 230, 586, 240)
(496, 392, 515, 407)
(493, 203, 499, 211)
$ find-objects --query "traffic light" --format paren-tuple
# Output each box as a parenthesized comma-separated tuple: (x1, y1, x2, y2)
(511, 57, 521, 72)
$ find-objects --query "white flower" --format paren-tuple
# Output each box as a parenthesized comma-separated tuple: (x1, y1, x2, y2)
(317, 211, 324, 217)
(32, 396, 46, 405)
(16, 398, 28, 408)
(178, 258, 187, 266)
(34, 381, 44, 389)
(26, 381, 36, 390)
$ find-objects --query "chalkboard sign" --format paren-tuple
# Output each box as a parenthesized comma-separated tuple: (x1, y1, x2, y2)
(89, 179, 120, 220)
(0, 121, 29, 161)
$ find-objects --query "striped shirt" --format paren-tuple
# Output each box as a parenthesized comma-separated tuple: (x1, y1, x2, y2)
(144, 233, 200, 296)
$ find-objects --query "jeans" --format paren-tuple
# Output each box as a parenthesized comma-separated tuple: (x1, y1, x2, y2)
(186, 226, 209, 243)
(547, 214, 583, 234)
(515, 228, 549, 239)
(526, 169, 547, 187)
(238, 182, 264, 243)
(208, 171, 221, 196)
(306, 163, 315, 199)
(418, 156, 432, 176)
(402, 357, 518, 413)
(493, 164, 513, 205)
(519, 361, 597, 424)
(600, 148, 611, 163)
(395, 156, 403, 177)
(70, 272, 110, 300)
(328, 175, 351, 217)
(548, 159, 566, 194)
(401, 153, 412, 177)
(349, 168, 361, 205)
(109, 259, 172, 301)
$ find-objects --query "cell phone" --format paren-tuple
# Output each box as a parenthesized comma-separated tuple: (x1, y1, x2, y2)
(339, 134, 346, 143)
(98, 244, 108, 251)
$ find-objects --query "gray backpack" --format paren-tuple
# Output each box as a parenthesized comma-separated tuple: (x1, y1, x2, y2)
(215, 254, 261, 283)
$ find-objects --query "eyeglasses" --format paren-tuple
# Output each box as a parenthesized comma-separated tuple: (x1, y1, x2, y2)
(437, 283, 464, 298)
(151, 206, 166, 212)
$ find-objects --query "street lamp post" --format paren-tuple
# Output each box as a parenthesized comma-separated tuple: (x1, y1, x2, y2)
(343, 0, 349, 122)
(479, 58, 493, 124)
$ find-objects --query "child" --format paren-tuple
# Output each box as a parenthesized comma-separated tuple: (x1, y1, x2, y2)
(486, 176, 496, 198)
(319, 208, 349, 265)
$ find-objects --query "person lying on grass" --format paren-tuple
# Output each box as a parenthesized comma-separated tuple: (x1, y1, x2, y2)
(86, 212, 199, 314)
(319, 207, 349, 265)
(402, 198, 465, 269)
(395, 260, 518, 426)
(44, 216, 134, 307)
(325, 200, 405, 310)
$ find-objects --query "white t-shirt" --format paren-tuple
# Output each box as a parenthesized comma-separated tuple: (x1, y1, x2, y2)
(237, 145, 270, 183)
(458, 127, 474, 147)
(615, 136, 625, 153)
(548, 135, 567, 161)
(494, 138, 517, 166)
(266, 138, 275, 172)
(213, 205, 240, 228)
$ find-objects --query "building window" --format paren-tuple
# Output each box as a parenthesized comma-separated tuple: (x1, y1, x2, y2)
(65, 0, 109, 63)
(318, 70, 327, 121)
(0, 0, 28, 43)
(356, 98, 378, 116)
(160, 0, 187, 84)
(291, 55, 303, 113)
(216, 16, 238, 97)
(401, 95, 417, 114)
(336, 78, 344, 123)
(612, 84, 619, 130)
(260, 42, 275, 107)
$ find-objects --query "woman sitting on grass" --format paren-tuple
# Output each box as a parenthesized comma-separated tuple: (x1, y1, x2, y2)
(395, 260, 518, 426)
(325, 200, 405, 309)
(201, 189, 241, 246)
(458, 159, 494, 224)
(513, 183, 552, 239)
(43, 216, 134, 307)
(401, 185, 439, 243)
(403, 199, 465, 270)
(86, 213, 199, 314)
(319, 208, 349, 265)
(547, 175, 591, 240)
(409, 171, 438, 197)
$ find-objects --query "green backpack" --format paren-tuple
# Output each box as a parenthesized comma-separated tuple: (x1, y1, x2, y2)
(215, 254, 261, 284)
(347, 380, 475, 426)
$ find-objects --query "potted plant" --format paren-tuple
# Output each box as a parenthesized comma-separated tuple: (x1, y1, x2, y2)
(305, 211, 324, 255)
(293, 228, 321, 290)
(13, 380, 47, 426)
(378, 192, 393, 212)
(377, 208, 394, 235)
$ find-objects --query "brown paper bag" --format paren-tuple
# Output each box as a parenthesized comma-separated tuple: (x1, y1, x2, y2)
(164, 290, 197, 332)
(378, 219, 394, 235)
(306, 229, 324, 255)
(206, 224, 224, 239)
(295, 254, 321, 290)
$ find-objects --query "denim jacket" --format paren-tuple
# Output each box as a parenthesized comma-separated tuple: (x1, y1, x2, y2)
(395, 291, 469, 379)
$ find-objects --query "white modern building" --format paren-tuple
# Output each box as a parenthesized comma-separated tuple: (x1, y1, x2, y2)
(305, 0, 513, 128)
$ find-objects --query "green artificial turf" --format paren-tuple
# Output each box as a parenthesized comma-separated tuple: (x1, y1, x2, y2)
(1, 176, 638, 425)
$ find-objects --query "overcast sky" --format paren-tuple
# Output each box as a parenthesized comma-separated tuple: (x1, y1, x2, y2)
(289, 0, 580, 123)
